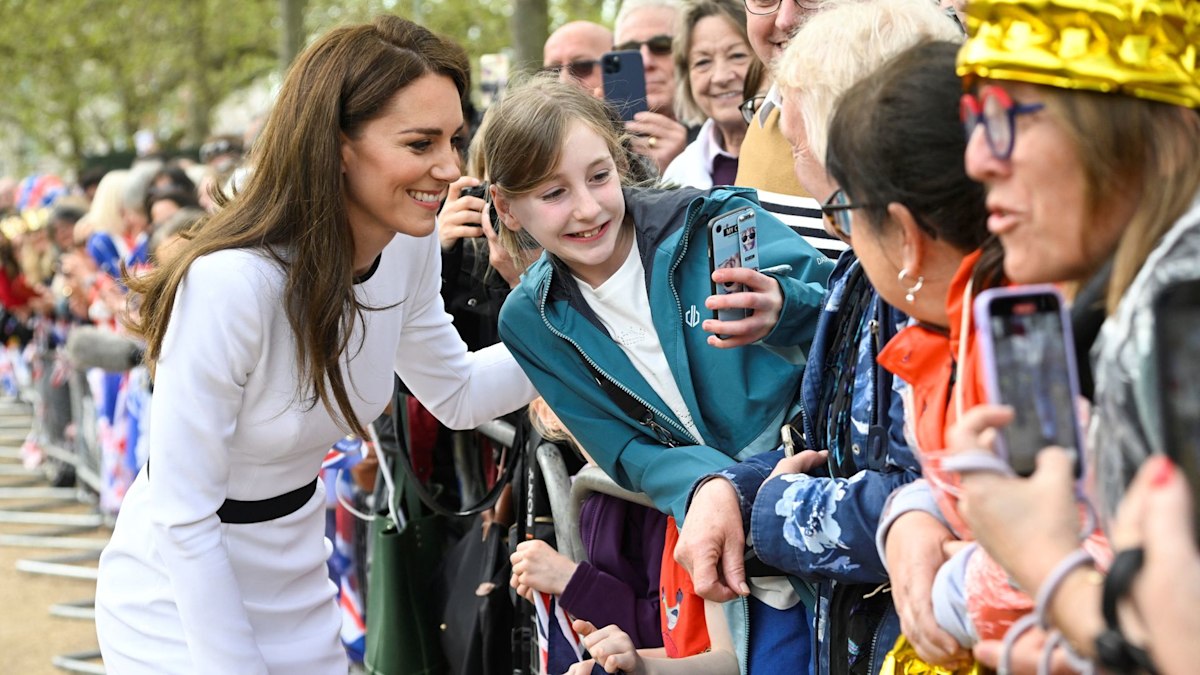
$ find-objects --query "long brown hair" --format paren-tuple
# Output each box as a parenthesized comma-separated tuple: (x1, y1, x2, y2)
(126, 15, 469, 437)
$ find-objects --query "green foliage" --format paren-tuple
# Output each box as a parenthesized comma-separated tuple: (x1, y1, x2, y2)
(0, 0, 613, 175)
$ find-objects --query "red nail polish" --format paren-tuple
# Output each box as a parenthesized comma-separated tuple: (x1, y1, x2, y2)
(1151, 456, 1176, 487)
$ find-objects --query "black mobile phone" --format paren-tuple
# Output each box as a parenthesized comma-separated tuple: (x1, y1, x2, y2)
(459, 182, 498, 235)
(707, 208, 760, 325)
(1154, 277, 1200, 542)
(601, 50, 648, 122)
(974, 285, 1084, 477)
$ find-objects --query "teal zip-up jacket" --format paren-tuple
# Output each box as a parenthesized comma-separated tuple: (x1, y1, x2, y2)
(498, 186, 831, 523)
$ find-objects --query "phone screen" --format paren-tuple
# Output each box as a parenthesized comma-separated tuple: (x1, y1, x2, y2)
(708, 208, 759, 323)
(983, 291, 1081, 476)
(1155, 279, 1200, 542)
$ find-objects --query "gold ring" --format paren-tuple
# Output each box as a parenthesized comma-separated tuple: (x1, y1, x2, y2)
(647, 136, 657, 149)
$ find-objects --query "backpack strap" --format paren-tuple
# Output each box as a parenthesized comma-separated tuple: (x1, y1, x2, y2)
(866, 298, 899, 472)
(580, 357, 682, 448)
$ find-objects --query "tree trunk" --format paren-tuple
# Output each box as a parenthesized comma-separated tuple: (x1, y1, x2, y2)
(279, 0, 306, 75)
(510, 0, 548, 75)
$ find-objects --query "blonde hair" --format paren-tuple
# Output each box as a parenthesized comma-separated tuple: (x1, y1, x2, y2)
(776, 0, 962, 163)
(85, 169, 130, 237)
(672, 0, 759, 126)
(1036, 90, 1200, 313)
(479, 76, 631, 263)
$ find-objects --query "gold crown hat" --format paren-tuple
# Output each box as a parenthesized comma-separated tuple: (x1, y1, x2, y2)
(957, 0, 1200, 108)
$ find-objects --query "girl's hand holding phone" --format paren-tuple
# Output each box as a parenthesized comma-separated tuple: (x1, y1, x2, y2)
(703, 267, 782, 348)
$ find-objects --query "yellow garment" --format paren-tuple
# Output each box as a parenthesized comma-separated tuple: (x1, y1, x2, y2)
(879, 635, 983, 675)
(734, 106, 811, 198)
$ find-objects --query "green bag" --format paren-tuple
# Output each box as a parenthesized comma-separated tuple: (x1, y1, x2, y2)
(363, 458, 448, 675)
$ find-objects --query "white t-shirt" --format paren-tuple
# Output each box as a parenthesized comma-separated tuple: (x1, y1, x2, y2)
(575, 239, 704, 444)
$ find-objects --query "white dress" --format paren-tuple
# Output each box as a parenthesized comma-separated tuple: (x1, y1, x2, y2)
(95, 232, 535, 674)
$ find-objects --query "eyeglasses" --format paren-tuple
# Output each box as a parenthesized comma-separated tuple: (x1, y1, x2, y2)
(541, 59, 600, 80)
(960, 85, 1045, 161)
(739, 95, 767, 124)
(820, 189, 865, 238)
(743, 0, 824, 16)
(615, 34, 674, 56)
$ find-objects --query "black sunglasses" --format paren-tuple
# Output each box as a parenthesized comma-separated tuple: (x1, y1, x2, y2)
(541, 59, 600, 80)
(615, 34, 674, 56)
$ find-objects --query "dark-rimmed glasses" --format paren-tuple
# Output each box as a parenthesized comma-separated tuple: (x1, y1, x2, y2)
(739, 95, 767, 124)
(615, 35, 674, 56)
(743, 0, 824, 16)
(821, 189, 864, 238)
(541, 60, 600, 80)
(960, 85, 1045, 161)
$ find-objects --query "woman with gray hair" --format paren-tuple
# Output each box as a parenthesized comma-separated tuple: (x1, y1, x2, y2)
(662, 0, 767, 188)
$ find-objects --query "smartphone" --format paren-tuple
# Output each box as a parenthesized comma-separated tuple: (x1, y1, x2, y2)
(974, 285, 1084, 477)
(707, 208, 760, 325)
(1154, 277, 1200, 542)
(459, 182, 497, 236)
(601, 50, 648, 122)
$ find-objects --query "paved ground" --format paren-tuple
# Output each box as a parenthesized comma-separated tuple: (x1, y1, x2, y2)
(0, 405, 107, 675)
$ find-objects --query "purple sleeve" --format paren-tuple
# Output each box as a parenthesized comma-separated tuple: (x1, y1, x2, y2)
(559, 562, 663, 648)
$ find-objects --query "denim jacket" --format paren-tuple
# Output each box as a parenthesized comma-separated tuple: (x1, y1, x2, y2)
(696, 252, 920, 674)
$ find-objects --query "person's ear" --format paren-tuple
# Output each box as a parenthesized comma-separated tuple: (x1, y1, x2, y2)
(489, 186, 522, 233)
(887, 202, 928, 277)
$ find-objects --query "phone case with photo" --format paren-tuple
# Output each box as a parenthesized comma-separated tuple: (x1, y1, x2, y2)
(708, 208, 759, 325)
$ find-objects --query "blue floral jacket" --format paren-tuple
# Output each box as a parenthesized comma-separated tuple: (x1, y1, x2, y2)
(695, 253, 920, 674)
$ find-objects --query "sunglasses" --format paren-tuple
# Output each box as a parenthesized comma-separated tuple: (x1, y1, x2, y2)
(960, 85, 1045, 161)
(820, 189, 865, 238)
(615, 34, 674, 56)
(541, 59, 599, 80)
(739, 95, 767, 124)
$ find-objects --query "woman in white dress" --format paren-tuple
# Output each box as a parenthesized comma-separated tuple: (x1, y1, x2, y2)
(94, 15, 535, 674)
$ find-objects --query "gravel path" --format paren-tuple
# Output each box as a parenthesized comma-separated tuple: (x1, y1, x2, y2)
(0, 408, 107, 675)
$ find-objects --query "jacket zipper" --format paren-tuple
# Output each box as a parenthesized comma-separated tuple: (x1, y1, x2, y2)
(538, 278, 701, 447)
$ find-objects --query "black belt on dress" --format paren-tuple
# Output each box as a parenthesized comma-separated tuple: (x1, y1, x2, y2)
(146, 462, 318, 524)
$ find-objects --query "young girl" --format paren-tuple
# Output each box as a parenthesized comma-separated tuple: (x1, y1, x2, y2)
(483, 77, 830, 671)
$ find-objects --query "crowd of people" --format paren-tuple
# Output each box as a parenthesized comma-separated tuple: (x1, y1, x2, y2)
(2, 0, 1197, 673)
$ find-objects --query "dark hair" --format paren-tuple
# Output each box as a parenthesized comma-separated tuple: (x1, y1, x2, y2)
(145, 187, 201, 223)
(826, 40, 994, 276)
(152, 163, 197, 196)
(128, 15, 470, 438)
(77, 166, 108, 192)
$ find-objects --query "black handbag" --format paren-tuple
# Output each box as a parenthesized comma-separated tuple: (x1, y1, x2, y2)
(436, 516, 513, 675)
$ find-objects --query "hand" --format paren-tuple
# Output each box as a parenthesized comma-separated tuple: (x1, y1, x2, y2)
(569, 620, 643, 675)
(884, 511, 972, 668)
(480, 202, 530, 288)
(974, 627, 1076, 675)
(437, 176, 486, 251)
(766, 449, 828, 481)
(675, 478, 749, 602)
(625, 112, 687, 174)
(945, 405, 1081, 594)
(1110, 456, 1200, 675)
(703, 268, 783, 349)
(509, 539, 578, 601)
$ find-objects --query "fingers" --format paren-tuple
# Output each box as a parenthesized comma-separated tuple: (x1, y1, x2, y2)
(719, 531, 750, 598)
(578, 624, 637, 673)
(945, 404, 1014, 456)
(447, 175, 480, 200)
(572, 619, 598, 637)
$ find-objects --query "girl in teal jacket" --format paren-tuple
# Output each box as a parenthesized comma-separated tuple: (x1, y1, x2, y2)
(483, 77, 830, 523)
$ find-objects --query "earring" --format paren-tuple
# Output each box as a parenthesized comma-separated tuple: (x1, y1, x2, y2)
(898, 268, 924, 304)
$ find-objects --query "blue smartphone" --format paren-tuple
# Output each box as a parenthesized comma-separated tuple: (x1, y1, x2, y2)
(708, 208, 760, 325)
(974, 285, 1084, 477)
(601, 50, 648, 122)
